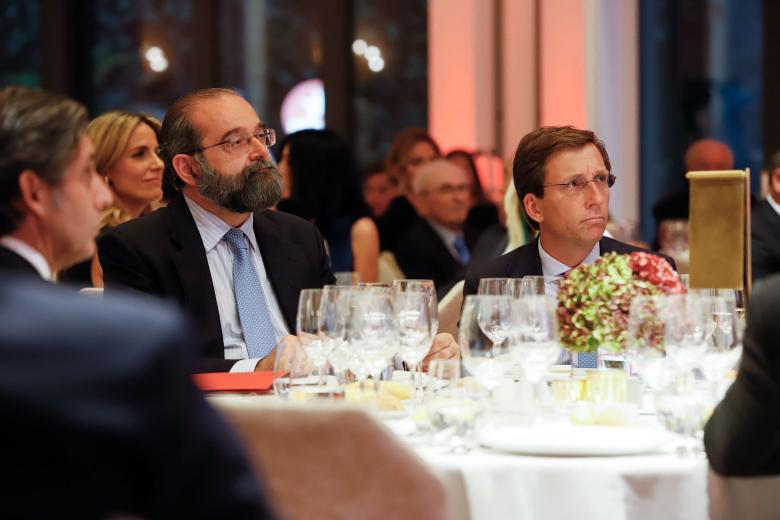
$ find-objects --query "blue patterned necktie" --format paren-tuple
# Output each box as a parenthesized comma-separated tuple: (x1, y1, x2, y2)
(223, 228, 276, 359)
(453, 235, 470, 265)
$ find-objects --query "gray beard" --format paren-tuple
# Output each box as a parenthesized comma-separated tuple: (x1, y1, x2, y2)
(195, 155, 283, 213)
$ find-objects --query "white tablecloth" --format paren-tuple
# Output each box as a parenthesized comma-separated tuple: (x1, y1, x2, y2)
(415, 445, 708, 520)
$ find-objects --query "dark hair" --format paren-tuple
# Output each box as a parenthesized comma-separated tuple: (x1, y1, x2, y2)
(0, 86, 88, 234)
(513, 126, 611, 230)
(446, 149, 489, 204)
(280, 129, 367, 228)
(159, 87, 238, 191)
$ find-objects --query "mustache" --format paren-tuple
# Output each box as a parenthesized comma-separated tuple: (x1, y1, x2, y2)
(244, 159, 278, 176)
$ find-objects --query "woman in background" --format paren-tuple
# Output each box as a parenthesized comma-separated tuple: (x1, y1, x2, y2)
(59, 111, 163, 286)
(277, 129, 379, 282)
(376, 127, 441, 251)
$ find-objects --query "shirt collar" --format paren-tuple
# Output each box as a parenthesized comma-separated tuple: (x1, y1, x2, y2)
(767, 193, 780, 218)
(538, 238, 600, 277)
(427, 219, 461, 247)
(0, 236, 53, 280)
(184, 194, 258, 252)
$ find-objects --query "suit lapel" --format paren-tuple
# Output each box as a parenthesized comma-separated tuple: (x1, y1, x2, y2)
(506, 237, 543, 277)
(253, 211, 302, 330)
(167, 195, 223, 352)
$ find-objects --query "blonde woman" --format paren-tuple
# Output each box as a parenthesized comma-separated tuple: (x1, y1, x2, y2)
(59, 111, 164, 286)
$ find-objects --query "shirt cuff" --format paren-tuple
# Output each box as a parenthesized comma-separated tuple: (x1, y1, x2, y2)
(229, 358, 261, 373)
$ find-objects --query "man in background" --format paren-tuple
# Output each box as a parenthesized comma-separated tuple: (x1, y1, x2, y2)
(395, 159, 476, 299)
(651, 138, 734, 251)
(100, 88, 458, 372)
(0, 86, 112, 279)
(752, 151, 780, 281)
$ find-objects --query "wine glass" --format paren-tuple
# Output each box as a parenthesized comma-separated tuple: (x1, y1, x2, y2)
(508, 296, 560, 387)
(394, 290, 434, 400)
(460, 295, 512, 405)
(350, 291, 397, 392)
(392, 279, 439, 337)
(272, 337, 315, 401)
(697, 296, 742, 397)
(519, 276, 562, 297)
(625, 295, 675, 409)
(662, 295, 709, 373)
(477, 277, 523, 297)
(297, 289, 332, 386)
(476, 295, 513, 350)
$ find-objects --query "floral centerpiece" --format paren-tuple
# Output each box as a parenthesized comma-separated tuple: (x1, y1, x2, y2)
(557, 252, 685, 353)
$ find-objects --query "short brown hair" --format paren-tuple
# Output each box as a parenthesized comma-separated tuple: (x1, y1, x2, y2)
(159, 87, 238, 191)
(513, 126, 611, 229)
(0, 86, 88, 234)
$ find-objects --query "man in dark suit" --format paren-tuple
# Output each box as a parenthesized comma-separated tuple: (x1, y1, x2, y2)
(395, 159, 476, 299)
(752, 151, 780, 281)
(0, 86, 113, 280)
(0, 275, 274, 518)
(464, 126, 673, 296)
(100, 88, 459, 373)
(704, 274, 780, 476)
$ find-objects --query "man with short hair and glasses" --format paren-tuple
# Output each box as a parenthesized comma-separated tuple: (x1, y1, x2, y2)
(99, 88, 459, 372)
(463, 126, 674, 297)
(395, 159, 477, 299)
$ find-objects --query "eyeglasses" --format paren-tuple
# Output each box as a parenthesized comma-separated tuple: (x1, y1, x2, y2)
(186, 128, 276, 155)
(423, 183, 471, 196)
(543, 172, 616, 194)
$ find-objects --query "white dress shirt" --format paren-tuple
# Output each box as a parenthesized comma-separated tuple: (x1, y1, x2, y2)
(538, 239, 601, 277)
(184, 196, 289, 372)
(428, 219, 465, 261)
(0, 236, 52, 280)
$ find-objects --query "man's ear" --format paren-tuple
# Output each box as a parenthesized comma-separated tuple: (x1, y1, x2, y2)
(16, 170, 51, 218)
(771, 168, 780, 194)
(172, 154, 199, 188)
(523, 193, 543, 225)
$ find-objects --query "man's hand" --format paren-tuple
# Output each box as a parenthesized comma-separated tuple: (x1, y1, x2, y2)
(255, 335, 304, 372)
(422, 332, 460, 372)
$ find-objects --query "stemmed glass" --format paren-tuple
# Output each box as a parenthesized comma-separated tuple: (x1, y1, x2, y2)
(697, 296, 742, 398)
(296, 289, 332, 387)
(460, 295, 513, 405)
(663, 295, 709, 373)
(508, 295, 560, 390)
(476, 294, 513, 351)
(477, 277, 523, 298)
(393, 279, 438, 386)
(350, 291, 396, 393)
(625, 295, 675, 409)
(519, 276, 562, 297)
(394, 290, 435, 400)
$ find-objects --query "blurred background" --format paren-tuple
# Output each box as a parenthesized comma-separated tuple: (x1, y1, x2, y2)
(1, 0, 774, 243)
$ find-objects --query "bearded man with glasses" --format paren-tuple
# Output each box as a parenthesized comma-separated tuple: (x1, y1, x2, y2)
(463, 126, 675, 298)
(99, 88, 459, 373)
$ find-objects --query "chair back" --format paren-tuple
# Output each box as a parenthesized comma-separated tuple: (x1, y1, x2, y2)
(377, 250, 406, 283)
(215, 404, 449, 520)
(438, 280, 464, 339)
(708, 468, 780, 520)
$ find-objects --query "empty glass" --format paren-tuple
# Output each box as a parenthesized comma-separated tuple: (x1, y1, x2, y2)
(519, 276, 562, 297)
(395, 290, 435, 399)
(460, 295, 512, 395)
(477, 277, 523, 297)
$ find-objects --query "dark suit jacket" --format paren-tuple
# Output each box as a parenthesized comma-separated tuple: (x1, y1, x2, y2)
(0, 246, 40, 277)
(705, 274, 780, 476)
(394, 219, 476, 299)
(751, 199, 780, 282)
(376, 195, 420, 251)
(463, 236, 677, 297)
(0, 276, 274, 519)
(98, 193, 335, 372)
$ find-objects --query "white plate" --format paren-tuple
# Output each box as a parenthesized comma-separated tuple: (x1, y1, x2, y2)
(480, 423, 672, 456)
